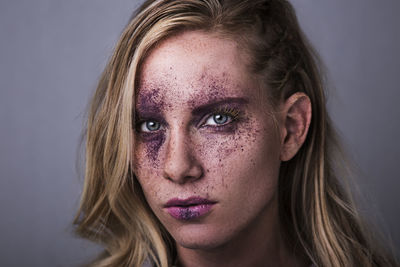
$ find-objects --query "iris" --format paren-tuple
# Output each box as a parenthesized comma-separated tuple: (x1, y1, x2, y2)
(141, 121, 160, 132)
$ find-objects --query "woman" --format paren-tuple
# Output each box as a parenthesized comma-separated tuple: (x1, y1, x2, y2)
(74, 0, 399, 266)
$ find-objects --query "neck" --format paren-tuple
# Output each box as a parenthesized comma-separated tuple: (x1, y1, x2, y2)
(175, 198, 306, 267)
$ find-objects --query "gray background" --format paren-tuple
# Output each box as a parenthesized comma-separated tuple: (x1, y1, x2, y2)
(0, 0, 399, 266)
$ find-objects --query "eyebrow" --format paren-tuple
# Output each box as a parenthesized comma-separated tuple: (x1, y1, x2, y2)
(191, 97, 249, 117)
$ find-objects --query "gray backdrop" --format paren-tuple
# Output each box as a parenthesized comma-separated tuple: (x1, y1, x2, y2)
(0, 0, 399, 266)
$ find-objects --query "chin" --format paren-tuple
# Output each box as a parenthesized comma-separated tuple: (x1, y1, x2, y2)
(170, 223, 233, 250)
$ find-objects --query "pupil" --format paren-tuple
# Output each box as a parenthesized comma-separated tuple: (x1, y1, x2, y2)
(214, 114, 228, 124)
(146, 121, 159, 131)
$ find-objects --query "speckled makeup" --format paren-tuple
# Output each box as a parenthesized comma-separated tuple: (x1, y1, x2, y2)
(132, 31, 283, 251)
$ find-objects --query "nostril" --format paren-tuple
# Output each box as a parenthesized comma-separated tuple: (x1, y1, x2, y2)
(163, 156, 204, 184)
(163, 149, 204, 184)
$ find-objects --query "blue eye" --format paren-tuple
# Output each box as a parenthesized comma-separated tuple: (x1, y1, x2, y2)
(140, 120, 161, 132)
(204, 113, 231, 126)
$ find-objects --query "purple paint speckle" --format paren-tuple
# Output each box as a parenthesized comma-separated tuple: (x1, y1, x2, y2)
(179, 209, 200, 220)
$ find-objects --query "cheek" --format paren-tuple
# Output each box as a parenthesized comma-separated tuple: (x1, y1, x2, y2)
(132, 142, 163, 202)
(216, 123, 281, 197)
(141, 132, 166, 162)
(132, 131, 165, 172)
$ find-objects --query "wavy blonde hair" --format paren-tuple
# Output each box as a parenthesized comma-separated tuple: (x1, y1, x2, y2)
(74, 0, 399, 266)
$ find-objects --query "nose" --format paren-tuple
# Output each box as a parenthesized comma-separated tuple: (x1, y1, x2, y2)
(163, 128, 203, 184)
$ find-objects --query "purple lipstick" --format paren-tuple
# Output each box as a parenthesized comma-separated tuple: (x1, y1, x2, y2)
(164, 197, 216, 221)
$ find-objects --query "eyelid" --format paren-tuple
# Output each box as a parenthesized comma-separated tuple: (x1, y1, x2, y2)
(135, 105, 243, 132)
(135, 119, 164, 133)
(200, 106, 242, 127)
(134, 111, 167, 131)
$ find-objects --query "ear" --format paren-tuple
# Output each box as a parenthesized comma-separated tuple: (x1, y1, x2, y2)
(279, 92, 312, 162)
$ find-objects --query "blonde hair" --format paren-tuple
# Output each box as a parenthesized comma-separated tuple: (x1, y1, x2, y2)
(74, 0, 399, 266)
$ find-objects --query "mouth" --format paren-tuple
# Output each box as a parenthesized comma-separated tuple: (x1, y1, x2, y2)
(164, 197, 216, 221)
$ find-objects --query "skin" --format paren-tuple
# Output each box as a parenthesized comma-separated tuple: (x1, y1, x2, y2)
(132, 31, 311, 267)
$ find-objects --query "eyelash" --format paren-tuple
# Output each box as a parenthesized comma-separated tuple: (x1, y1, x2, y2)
(202, 106, 241, 127)
(136, 106, 242, 133)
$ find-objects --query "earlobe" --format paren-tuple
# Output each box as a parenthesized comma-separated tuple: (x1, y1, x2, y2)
(280, 93, 312, 162)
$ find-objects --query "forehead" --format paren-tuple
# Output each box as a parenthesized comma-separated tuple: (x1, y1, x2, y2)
(136, 31, 258, 108)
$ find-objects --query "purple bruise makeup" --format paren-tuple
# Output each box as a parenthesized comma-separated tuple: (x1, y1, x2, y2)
(166, 205, 214, 220)
(140, 131, 166, 161)
(164, 197, 216, 221)
(135, 88, 167, 161)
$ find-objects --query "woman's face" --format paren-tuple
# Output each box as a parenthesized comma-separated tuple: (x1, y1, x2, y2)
(132, 31, 283, 249)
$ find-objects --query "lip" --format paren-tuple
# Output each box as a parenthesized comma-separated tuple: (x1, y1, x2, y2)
(164, 197, 216, 221)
